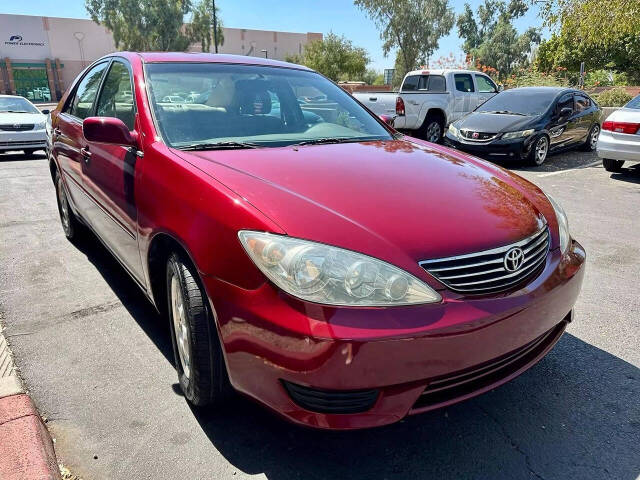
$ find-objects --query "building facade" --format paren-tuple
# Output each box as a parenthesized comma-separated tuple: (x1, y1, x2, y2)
(0, 13, 321, 102)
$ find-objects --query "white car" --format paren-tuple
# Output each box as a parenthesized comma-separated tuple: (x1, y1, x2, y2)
(352, 69, 500, 143)
(0, 95, 49, 156)
(597, 94, 640, 172)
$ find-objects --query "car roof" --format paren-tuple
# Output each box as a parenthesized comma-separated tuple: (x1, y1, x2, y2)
(502, 86, 577, 96)
(405, 68, 479, 76)
(122, 52, 312, 71)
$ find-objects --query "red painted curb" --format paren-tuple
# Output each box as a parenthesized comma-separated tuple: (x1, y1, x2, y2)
(0, 394, 62, 480)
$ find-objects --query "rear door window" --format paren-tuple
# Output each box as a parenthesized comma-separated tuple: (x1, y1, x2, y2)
(66, 62, 109, 120)
(574, 94, 591, 113)
(454, 74, 475, 92)
(401, 75, 420, 92)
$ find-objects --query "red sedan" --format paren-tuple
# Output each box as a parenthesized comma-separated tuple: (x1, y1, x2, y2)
(49, 52, 585, 430)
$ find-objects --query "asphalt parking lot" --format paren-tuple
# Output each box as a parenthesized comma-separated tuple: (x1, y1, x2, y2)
(0, 148, 638, 480)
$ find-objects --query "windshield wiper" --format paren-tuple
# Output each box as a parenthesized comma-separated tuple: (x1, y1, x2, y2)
(3, 110, 31, 113)
(482, 110, 528, 116)
(178, 141, 261, 151)
(294, 137, 360, 146)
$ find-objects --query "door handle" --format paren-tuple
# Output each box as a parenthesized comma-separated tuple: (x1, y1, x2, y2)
(53, 128, 62, 136)
(80, 147, 91, 163)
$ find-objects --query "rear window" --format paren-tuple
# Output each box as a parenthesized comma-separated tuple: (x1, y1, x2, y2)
(624, 94, 640, 109)
(454, 74, 474, 92)
(401, 75, 420, 92)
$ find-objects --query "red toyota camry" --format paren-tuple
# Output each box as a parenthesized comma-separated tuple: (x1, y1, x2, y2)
(48, 53, 585, 430)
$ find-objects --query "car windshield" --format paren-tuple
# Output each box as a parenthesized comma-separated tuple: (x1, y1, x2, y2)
(624, 94, 640, 109)
(0, 97, 40, 114)
(145, 62, 393, 149)
(475, 90, 559, 116)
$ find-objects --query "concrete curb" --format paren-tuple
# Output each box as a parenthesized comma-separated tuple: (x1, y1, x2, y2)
(0, 329, 62, 480)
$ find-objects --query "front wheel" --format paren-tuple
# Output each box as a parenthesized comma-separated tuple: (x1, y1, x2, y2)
(528, 135, 549, 166)
(602, 158, 624, 172)
(166, 253, 231, 407)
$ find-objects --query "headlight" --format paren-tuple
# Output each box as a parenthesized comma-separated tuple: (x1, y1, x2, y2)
(448, 124, 459, 138)
(35, 121, 46, 130)
(238, 231, 441, 306)
(502, 129, 535, 139)
(545, 193, 570, 253)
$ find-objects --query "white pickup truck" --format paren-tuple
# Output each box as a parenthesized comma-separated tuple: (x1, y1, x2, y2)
(353, 69, 500, 143)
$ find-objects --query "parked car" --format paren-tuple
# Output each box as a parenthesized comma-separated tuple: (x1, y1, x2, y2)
(597, 94, 640, 172)
(445, 87, 602, 165)
(49, 53, 585, 430)
(352, 69, 499, 143)
(445, 87, 602, 166)
(0, 95, 49, 156)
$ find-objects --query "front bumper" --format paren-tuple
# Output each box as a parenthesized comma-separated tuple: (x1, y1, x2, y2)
(596, 131, 640, 163)
(444, 132, 533, 160)
(0, 129, 47, 152)
(202, 240, 586, 430)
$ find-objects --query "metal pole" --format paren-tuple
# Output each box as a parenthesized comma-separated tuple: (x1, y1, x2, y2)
(212, 0, 218, 53)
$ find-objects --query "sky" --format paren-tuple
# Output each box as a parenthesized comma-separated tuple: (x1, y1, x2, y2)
(1, 0, 546, 71)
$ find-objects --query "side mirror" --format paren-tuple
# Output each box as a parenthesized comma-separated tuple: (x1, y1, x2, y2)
(83, 117, 137, 147)
(497, 85, 504, 92)
(41, 109, 50, 115)
(559, 107, 572, 118)
(379, 114, 396, 127)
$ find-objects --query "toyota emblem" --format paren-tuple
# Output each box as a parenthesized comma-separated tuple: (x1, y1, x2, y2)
(504, 247, 525, 272)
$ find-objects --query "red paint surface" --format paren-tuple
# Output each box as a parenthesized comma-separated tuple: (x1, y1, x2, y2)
(50, 52, 586, 429)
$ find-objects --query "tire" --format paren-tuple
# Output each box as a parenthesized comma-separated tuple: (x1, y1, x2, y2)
(166, 253, 231, 407)
(420, 115, 444, 144)
(602, 158, 624, 172)
(580, 124, 600, 151)
(55, 171, 83, 241)
(23, 149, 38, 156)
(528, 135, 549, 166)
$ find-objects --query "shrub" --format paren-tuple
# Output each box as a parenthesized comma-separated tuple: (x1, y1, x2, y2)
(585, 69, 630, 88)
(504, 67, 568, 88)
(594, 87, 633, 106)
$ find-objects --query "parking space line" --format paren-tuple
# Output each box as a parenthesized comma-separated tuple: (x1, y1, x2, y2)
(537, 160, 601, 177)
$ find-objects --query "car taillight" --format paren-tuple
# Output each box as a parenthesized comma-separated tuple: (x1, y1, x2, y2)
(602, 120, 640, 134)
(396, 97, 405, 116)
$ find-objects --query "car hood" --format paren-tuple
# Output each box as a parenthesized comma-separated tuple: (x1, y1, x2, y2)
(0, 112, 46, 124)
(457, 112, 536, 133)
(176, 139, 553, 271)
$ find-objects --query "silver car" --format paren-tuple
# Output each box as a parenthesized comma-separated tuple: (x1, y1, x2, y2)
(597, 94, 640, 172)
(0, 95, 48, 156)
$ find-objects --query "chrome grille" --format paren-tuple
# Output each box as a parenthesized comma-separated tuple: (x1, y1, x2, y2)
(0, 124, 34, 132)
(420, 226, 550, 294)
(459, 130, 498, 142)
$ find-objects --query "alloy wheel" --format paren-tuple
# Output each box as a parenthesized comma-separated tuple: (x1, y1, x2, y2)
(590, 126, 600, 150)
(535, 136, 549, 165)
(171, 274, 191, 379)
(57, 179, 71, 236)
(426, 122, 442, 143)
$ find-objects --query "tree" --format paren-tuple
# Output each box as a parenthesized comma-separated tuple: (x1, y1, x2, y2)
(457, 0, 539, 79)
(285, 33, 370, 81)
(537, 0, 640, 47)
(186, 0, 224, 52)
(355, 0, 454, 81)
(86, 0, 192, 51)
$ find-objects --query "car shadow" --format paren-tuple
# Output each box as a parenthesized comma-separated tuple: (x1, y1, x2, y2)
(610, 163, 640, 184)
(505, 149, 600, 174)
(72, 230, 639, 480)
(0, 150, 47, 162)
